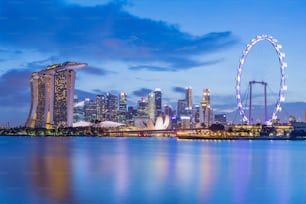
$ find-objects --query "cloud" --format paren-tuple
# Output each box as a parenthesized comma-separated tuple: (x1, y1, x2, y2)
(79, 65, 116, 76)
(75, 89, 121, 100)
(0, 49, 24, 63)
(212, 95, 236, 105)
(172, 87, 185, 94)
(132, 88, 152, 97)
(128, 58, 223, 72)
(0, 69, 31, 95)
(0, 48, 23, 55)
(92, 89, 105, 94)
(108, 90, 120, 96)
(24, 56, 60, 70)
(129, 65, 174, 72)
(0, 69, 31, 110)
(0, 1, 238, 70)
(64, 0, 116, 6)
(75, 89, 97, 100)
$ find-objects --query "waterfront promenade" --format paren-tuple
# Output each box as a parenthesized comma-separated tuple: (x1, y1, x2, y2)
(1, 124, 304, 140)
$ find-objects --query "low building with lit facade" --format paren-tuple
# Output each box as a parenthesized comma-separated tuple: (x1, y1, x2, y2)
(25, 62, 87, 129)
(214, 114, 227, 125)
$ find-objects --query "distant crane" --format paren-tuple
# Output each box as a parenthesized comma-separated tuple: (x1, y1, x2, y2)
(249, 81, 267, 125)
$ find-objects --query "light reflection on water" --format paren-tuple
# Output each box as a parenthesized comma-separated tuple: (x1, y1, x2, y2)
(0, 137, 306, 203)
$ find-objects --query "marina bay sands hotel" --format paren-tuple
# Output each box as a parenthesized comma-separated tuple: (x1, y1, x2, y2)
(25, 62, 87, 129)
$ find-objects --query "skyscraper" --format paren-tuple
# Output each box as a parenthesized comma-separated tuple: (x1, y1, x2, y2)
(177, 99, 187, 119)
(96, 94, 106, 122)
(127, 106, 137, 125)
(154, 88, 162, 117)
(106, 93, 118, 121)
(84, 98, 97, 122)
(164, 104, 172, 117)
(73, 95, 85, 122)
(147, 92, 156, 121)
(185, 86, 192, 110)
(201, 88, 211, 127)
(137, 97, 149, 117)
(26, 62, 87, 128)
(118, 92, 127, 123)
(194, 105, 200, 126)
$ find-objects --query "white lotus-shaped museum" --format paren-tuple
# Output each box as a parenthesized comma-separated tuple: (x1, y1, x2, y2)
(134, 115, 170, 130)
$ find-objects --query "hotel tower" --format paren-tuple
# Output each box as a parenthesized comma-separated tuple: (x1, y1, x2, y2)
(25, 62, 87, 129)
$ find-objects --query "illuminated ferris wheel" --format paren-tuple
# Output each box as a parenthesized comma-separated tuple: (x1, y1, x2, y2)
(235, 34, 287, 125)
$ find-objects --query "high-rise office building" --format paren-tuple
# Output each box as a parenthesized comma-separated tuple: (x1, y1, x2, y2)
(84, 98, 97, 122)
(106, 93, 118, 121)
(154, 88, 162, 117)
(184, 86, 193, 123)
(73, 95, 85, 122)
(147, 92, 156, 121)
(73, 95, 79, 123)
(201, 88, 211, 127)
(96, 94, 106, 121)
(138, 97, 149, 117)
(194, 105, 200, 125)
(26, 62, 87, 128)
(118, 92, 127, 123)
(177, 99, 187, 119)
(164, 104, 173, 117)
(127, 106, 137, 125)
(74, 95, 78, 104)
(185, 87, 192, 110)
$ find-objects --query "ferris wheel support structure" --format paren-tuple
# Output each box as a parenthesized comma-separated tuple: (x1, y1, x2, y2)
(249, 81, 267, 125)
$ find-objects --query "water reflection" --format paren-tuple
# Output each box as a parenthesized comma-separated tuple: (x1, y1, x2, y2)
(0, 137, 306, 203)
(31, 140, 73, 203)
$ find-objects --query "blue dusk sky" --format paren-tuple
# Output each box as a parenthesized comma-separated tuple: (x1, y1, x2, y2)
(1, 0, 306, 126)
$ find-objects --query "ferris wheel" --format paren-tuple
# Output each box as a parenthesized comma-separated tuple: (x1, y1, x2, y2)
(235, 34, 287, 125)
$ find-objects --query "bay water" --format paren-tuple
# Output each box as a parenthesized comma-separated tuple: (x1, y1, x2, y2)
(0, 136, 306, 203)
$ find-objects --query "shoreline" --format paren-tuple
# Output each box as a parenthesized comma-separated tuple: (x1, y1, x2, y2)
(176, 135, 306, 140)
(1, 125, 305, 140)
(1, 133, 306, 141)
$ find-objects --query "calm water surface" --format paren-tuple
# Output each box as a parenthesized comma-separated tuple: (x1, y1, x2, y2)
(0, 136, 306, 203)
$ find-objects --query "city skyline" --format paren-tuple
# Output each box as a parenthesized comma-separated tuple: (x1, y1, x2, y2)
(1, 0, 306, 126)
